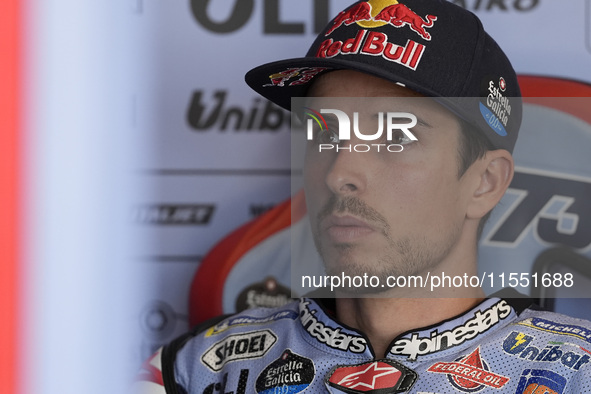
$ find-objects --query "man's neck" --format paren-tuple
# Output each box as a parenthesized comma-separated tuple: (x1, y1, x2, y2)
(332, 220, 487, 357)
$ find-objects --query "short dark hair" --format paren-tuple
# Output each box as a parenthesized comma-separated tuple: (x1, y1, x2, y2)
(456, 120, 496, 238)
(457, 119, 494, 177)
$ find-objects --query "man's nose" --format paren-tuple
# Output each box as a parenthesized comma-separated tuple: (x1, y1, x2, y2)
(324, 141, 369, 196)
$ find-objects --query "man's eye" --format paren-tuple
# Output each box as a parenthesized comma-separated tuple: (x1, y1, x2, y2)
(390, 130, 414, 145)
(317, 129, 340, 144)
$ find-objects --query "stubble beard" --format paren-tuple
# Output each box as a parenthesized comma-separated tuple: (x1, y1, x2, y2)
(312, 196, 461, 295)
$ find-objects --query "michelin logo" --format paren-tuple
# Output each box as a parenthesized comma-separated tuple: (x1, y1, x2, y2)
(518, 318, 591, 345)
(206, 310, 298, 337)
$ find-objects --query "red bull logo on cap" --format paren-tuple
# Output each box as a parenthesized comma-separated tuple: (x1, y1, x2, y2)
(326, 0, 437, 41)
(263, 67, 328, 88)
(316, 1, 436, 71)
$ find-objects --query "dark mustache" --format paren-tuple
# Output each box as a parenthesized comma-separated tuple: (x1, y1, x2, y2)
(317, 195, 390, 231)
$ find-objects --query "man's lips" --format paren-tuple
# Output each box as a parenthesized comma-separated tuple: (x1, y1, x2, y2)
(322, 215, 376, 243)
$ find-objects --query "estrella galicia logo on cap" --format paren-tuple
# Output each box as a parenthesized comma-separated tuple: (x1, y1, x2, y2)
(326, 0, 437, 41)
(514, 369, 567, 394)
(479, 77, 512, 136)
(255, 349, 314, 394)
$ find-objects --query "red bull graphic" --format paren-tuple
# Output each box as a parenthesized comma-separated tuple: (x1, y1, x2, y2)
(427, 347, 510, 392)
(326, 0, 437, 41)
(325, 2, 372, 35)
(264, 67, 328, 87)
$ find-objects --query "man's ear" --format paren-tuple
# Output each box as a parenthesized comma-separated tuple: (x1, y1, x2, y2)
(466, 149, 514, 220)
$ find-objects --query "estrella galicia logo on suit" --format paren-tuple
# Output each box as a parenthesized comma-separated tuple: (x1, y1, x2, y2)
(326, 359, 418, 393)
(255, 349, 315, 394)
(202, 369, 250, 394)
(427, 347, 509, 392)
(514, 369, 566, 394)
(201, 330, 277, 372)
(502, 331, 591, 371)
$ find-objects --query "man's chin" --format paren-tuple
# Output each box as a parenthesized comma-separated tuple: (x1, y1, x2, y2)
(323, 264, 389, 296)
(333, 285, 391, 297)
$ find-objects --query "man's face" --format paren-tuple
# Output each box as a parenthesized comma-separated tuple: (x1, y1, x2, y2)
(303, 70, 475, 292)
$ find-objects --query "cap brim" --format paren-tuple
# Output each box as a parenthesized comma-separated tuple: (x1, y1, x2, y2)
(245, 57, 442, 112)
(245, 57, 498, 150)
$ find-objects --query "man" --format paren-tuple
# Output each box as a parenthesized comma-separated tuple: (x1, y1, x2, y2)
(137, 1, 591, 393)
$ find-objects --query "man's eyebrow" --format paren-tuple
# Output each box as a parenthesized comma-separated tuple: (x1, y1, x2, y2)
(370, 111, 433, 128)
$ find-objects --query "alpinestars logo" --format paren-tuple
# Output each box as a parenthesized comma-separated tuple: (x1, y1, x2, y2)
(299, 300, 367, 353)
(327, 359, 418, 393)
(389, 300, 512, 360)
(428, 347, 510, 392)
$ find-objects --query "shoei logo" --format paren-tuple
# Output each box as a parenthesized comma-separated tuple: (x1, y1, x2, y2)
(201, 330, 277, 372)
(304, 108, 418, 153)
(326, 0, 437, 41)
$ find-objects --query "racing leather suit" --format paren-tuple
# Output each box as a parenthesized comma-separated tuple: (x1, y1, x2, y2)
(136, 289, 591, 393)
